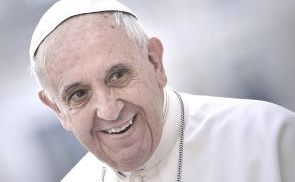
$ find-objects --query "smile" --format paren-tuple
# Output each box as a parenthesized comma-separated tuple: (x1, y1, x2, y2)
(104, 118, 134, 134)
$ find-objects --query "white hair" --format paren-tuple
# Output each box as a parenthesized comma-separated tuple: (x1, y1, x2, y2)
(113, 12, 149, 55)
(32, 11, 149, 97)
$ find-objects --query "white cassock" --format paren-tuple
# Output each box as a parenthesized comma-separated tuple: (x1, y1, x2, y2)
(62, 87, 295, 182)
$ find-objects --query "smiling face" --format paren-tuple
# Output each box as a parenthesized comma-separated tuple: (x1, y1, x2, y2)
(37, 13, 167, 171)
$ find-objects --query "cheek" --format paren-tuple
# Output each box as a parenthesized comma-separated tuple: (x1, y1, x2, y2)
(131, 84, 163, 130)
(64, 107, 95, 142)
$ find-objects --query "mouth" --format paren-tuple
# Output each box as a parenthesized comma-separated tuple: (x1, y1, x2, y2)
(102, 115, 136, 135)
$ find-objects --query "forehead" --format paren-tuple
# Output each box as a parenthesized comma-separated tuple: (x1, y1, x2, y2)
(43, 12, 124, 59)
(39, 12, 141, 92)
(42, 12, 138, 69)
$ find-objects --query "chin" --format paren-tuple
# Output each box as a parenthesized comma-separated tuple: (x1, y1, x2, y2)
(115, 152, 151, 172)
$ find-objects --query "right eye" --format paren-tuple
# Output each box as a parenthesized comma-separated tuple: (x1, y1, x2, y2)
(67, 89, 89, 104)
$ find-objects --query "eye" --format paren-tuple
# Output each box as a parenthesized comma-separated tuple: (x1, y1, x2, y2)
(106, 66, 132, 87)
(110, 69, 126, 81)
(68, 89, 89, 103)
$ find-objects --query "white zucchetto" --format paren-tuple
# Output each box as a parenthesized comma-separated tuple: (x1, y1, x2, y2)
(30, 0, 135, 63)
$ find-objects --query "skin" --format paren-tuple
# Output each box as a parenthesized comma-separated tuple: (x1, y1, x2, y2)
(38, 13, 167, 172)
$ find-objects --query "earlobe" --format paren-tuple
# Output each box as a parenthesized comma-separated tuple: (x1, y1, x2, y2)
(148, 37, 167, 87)
(38, 90, 71, 131)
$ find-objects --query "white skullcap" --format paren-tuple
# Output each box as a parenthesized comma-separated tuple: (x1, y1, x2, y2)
(30, 0, 136, 63)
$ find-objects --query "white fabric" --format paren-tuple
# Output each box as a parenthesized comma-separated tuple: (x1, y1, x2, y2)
(30, 0, 135, 63)
(62, 87, 295, 182)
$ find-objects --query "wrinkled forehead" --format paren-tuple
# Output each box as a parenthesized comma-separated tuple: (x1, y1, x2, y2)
(44, 12, 116, 45)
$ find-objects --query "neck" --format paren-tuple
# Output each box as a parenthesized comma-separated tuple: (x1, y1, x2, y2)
(128, 87, 182, 172)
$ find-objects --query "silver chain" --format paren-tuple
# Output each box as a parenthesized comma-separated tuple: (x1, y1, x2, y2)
(101, 166, 106, 182)
(173, 90, 185, 182)
(100, 90, 185, 182)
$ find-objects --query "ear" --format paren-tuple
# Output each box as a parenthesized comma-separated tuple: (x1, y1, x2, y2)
(38, 90, 71, 131)
(148, 37, 167, 87)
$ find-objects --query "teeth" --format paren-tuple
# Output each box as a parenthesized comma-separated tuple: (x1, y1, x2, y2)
(105, 119, 133, 134)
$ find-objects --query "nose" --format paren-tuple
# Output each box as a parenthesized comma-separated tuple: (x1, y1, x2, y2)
(94, 90, 124, 121)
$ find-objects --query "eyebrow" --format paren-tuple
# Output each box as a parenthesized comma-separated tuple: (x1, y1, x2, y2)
(107, 63, 130, 73)
(60, 82, 83, 100)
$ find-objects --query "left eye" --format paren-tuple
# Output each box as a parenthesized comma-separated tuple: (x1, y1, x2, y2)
(111, 70, 125, 81)
(105, 65, 132, 87)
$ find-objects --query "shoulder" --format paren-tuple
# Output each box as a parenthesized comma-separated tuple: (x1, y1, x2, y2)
(179, 92, 295, 181)
(61, 152, 111, 182)
(181, 92, 293, 113)
(180, 92, 294, 121)
(180, 92, 295, 139)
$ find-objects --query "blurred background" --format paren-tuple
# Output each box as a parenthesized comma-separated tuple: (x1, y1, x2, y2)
(1, 0, 294, 181)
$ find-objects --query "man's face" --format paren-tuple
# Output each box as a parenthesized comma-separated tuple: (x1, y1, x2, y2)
(38, 13, 167, 171)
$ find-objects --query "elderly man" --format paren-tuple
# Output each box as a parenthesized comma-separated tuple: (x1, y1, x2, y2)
(30, 0, 295, 181)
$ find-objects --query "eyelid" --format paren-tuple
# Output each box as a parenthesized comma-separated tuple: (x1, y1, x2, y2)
(64, 86, 89, 103)
(111, 68, 127, 80)
(105, 64, 132, 84)
(61, 83, 83, 101)
(71, 89, 88, 100)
